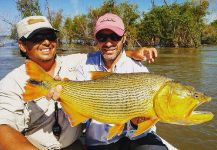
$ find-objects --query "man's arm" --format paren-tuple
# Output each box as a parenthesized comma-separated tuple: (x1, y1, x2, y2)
(0, 69, 39, 150)
(126, 47, 158, 63)
(0, 125, 38, 150)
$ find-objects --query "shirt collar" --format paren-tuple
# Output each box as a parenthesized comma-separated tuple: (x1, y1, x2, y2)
(99, 50, 127, 72)
(54, 55, 62, 76)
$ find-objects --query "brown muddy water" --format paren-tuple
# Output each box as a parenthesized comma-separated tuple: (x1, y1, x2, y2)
(0, 45, 216, 150)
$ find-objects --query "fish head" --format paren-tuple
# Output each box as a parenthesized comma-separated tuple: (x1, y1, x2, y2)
(154, 81, 214, 125)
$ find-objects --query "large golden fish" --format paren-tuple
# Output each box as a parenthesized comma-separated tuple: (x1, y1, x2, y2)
(22, 60, 214, 139)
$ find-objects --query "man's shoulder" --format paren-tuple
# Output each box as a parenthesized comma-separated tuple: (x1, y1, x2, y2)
(58, 53, 87, 68)
(60, 53, 87, 62)
(79, 51, 101, 66)
(122, 56, 149, 73)
(87, 51, 101, 58)
(0, 64, 26, 81)
(0, 64, 27, 93)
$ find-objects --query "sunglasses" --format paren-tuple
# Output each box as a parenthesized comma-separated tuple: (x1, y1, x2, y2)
(27, 33, 57, 43)
(96, 33, 122, 42)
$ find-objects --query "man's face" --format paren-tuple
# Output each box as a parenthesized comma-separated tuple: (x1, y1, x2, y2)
(20, 29, 57, 63)
(96, 29, 125, 62)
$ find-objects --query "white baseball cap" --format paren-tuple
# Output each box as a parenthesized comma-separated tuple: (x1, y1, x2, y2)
(16, 16, 58, 39)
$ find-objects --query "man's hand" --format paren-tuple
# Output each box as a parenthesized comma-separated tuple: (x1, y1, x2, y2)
(126, 47, 158, 63)
(46, 76, 62, 101)
(130, 117, 147, 127)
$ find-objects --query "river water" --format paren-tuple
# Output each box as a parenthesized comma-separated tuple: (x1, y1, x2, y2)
(0, 45, 216, 149)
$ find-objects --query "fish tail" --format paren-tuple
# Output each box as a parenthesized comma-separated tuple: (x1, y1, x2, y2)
(22, 60, 54, 101)
(25, 60, 53, 82)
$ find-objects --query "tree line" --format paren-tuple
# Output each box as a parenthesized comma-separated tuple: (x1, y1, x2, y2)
(9, 0, 217, 48)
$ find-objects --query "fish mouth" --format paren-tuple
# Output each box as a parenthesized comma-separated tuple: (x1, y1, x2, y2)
(186, 97, 214, 125)
(185, 111, 214, 125)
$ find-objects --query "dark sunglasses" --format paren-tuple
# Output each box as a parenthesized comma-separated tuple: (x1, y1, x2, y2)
(96, 33, 122, 42)
(27, 33, 57, 43)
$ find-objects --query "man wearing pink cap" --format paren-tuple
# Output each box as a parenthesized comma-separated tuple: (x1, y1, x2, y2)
(73, 13, 174, 150)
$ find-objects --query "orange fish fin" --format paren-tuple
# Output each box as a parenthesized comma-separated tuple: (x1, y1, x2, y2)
(25, 60, 53, 82)
(90, 71, 113, 80)
(61, 102, 88, 126)
(107, 124, 124, 140)
(22, 83, 47, 101)
(69, 111, 88, 126)
(22, 60, 53, 101)
(63, 77, 70, 81)
(133, 118, 158, 137)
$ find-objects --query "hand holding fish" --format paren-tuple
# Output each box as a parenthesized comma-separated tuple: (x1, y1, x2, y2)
(131, 117, 148, 127)
(46, 76, 62, 101)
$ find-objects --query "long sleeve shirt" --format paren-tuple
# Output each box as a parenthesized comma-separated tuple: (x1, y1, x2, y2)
(0, 54, 86, 149)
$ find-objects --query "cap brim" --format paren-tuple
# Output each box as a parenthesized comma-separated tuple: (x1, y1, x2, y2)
(94, 25, 124, 36)
(24, 27, 59, 39)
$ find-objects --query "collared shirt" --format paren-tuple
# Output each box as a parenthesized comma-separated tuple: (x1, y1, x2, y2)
(73, 50, 156, 146)
(0, 54, 86, 149)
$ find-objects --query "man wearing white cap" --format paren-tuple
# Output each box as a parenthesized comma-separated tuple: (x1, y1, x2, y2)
(0, 16, 86, 150)
(73, 13, 174, 150)
(0, 15, 158, 150)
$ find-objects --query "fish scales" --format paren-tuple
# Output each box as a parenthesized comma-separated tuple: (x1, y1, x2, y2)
(58, 73, 171, 123)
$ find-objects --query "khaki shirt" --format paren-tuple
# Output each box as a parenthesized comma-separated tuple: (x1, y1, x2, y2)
(0, 54, 86, 149)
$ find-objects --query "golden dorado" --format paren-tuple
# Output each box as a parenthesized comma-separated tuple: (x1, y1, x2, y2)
(22, 60, 214, 139)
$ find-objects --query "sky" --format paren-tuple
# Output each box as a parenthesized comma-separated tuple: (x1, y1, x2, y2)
(0, 0, 216, 35)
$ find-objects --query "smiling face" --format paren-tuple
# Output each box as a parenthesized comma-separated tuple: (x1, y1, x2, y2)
(96, 29, 125, 63)
(19, 29, 57, 64)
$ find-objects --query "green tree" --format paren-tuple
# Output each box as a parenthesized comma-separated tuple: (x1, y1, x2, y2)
(211, 19, 217, 28)
(10, 25, 18, 39)
(71, 15, 92, 45)
(63, 17, 74, 44)
(138, 1, 209, 47)
(202, 19, 217, 44)
(16, 0, 42, 18)
(49, 10, 64, 44)
(117, 2, 140, 48)
(50, 10, 63, 30)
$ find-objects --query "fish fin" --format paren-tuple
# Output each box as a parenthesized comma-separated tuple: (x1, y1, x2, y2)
(63, 77, 70, 81)
(69, 113, 88, 126)
(22, 60, 53, 101)
(107, 124, 124, 140)
(90, 71, 112, 80)
(22, 83, 47, 101)
(133, 118, 158, 137)
(61, 102, 88, 126)
(25, 60, 53, 82)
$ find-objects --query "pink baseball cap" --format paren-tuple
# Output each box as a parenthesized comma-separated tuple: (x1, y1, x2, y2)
(94, 13, 125, 36)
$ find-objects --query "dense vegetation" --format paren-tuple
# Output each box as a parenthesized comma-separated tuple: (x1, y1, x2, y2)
(12, 0, 217, 48)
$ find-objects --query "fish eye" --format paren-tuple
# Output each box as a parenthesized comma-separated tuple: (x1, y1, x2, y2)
(193, 92, 200, 98)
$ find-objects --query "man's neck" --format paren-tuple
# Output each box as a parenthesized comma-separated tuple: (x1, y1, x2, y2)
(35, 59, 56, 76)
(103, 52, 123, 72)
